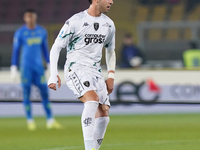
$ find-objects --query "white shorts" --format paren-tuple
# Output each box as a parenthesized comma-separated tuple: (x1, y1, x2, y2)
(64, 66, 110, 106)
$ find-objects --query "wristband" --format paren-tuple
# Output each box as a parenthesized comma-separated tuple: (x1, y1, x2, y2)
(108, 72, 115, 79)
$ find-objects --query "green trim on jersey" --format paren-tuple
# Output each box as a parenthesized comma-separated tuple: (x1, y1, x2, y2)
(93, 60, 101, 66)
(68, 62, 76, 69)
(62, 32, 74, 38)
(105, 43, 110, 48)
(68, 37, 80, 50)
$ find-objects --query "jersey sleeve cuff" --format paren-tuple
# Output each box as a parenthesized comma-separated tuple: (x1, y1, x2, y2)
(48, 76, 58, 86)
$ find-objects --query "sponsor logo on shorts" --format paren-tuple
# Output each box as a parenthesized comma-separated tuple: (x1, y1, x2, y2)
(84, 34, 106, 45)
(83, 81, 90, 87)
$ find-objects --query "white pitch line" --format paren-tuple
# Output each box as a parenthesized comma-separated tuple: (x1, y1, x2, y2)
(40, 139, 200, 150)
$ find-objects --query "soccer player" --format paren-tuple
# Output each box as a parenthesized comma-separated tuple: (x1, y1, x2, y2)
(48, 0, 115, 149)
(11, 9, 62, 131)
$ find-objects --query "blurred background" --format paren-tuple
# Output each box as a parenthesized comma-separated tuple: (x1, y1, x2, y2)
(1, 0, 200, 150)
(1, 0, 200, 69)
(0, 0, 200, 114)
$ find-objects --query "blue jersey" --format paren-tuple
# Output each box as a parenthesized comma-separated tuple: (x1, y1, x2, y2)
(11, 25, 50, 70)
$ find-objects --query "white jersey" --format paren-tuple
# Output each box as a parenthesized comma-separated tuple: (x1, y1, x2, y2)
(55, 10, 115, 77)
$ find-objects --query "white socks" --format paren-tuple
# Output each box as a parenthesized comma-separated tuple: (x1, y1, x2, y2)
(47, 118, 55, 126)
(27, 119, 34, 124)
(93, 117, 110, 150)
(81, 101, 99, 150)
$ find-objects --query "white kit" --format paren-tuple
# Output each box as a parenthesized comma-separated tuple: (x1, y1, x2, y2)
(49, 10, 116, 103)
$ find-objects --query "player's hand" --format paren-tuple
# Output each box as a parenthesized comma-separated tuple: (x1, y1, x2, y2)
(10, 65, 18, 82)
(48, 75, 61, 90)
(105, 78, 114, 94)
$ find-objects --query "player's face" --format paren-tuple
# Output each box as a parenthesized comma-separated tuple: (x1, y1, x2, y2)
(24, 12, 37, 26)
(98, 0, 113, 13)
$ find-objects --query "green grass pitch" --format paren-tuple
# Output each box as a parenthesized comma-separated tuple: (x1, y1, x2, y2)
(0, 113, 200, 150)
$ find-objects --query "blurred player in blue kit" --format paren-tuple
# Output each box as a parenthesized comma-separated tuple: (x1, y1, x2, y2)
(10, 9, 61, 131)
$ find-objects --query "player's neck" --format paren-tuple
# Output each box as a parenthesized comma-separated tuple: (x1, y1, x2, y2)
(26, 23, 36, 29)
(87, 5, 101, 17)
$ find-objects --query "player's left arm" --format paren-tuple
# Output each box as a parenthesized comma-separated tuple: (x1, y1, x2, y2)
(41, 30, 50, 68)
(105, 49, 116, 94)
(105, 22, 116, 94)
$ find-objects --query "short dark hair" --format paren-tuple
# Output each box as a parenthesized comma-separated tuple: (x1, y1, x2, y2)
(88, 0, 92, 4)
(24, 8, 37, 15)
(124, 33, 133, 39)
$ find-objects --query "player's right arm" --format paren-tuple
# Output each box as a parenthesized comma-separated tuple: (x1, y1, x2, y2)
(10, 30, 22, 81)
(48, 42, 62, 90)
(48, 20, 74, 90)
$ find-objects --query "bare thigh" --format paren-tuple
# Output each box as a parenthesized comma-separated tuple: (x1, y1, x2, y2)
(95, 104, 109, 118)
(79, 90, 109, 117)
(79, 90, 99, 103)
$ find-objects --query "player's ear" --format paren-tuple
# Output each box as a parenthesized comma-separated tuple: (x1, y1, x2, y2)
(94, 0, 99, 4)
(23, 13, 27, 23)
(34, 13, 37, 20)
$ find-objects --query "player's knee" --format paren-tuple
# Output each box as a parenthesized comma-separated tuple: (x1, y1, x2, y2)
(22, 83, 31, 89)
(81, 90, 99, 102)
(92, 95, 99, 102)
(38, 84, 49, 98)
(22, 85, 31, 100)
(88, 91, 99, 101)
(83, 96, 99, 103)
(96, 105, 109, 117)
(41, 91, 48, 99)
(38, 84, 48, 91)
(102, 105, 110, 111)
(23, 99, 30, 105)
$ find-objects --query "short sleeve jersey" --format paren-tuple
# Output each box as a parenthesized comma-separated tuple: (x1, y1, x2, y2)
(55, 10, 115, 73)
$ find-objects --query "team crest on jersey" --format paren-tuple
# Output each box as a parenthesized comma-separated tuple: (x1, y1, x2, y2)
(94, 23, 99, 31)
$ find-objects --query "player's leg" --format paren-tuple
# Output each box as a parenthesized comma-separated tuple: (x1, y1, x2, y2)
(22, 84, 32, 120)
(79, 91, 99, 150)
(93, 105, 110, 150)
(34, 70, 62, 129)
(34, 72, 52, 118)
(93, 78, 111, 150)
(65, 67, 100, 150)
(21, 67, 36, 130)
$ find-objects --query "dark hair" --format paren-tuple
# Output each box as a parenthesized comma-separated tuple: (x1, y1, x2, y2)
(124, 33, 133, 39)
(24, 8, 37, 15)
(88, 0, 92, 4)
